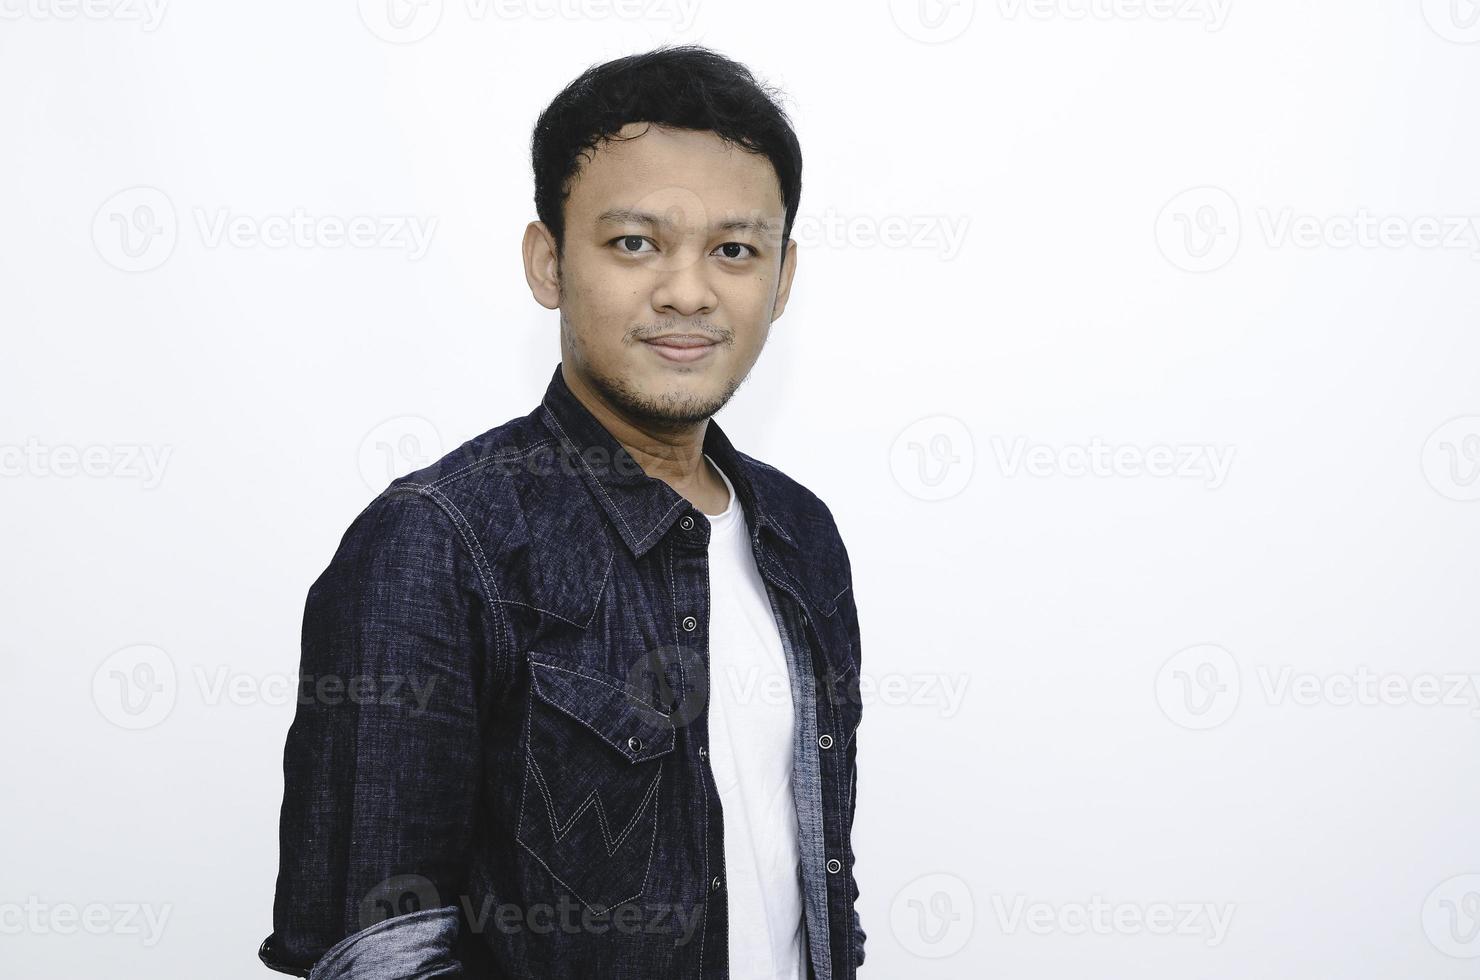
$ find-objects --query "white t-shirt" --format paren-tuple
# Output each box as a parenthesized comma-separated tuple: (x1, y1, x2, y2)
(702, 453, 807, 980)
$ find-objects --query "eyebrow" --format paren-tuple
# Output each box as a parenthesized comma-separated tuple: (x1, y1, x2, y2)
(596, 207, 781, 236)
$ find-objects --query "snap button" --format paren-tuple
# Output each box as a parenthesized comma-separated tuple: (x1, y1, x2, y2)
(682, 616, 697, 632)
(698, 745, 708, 759)
(826, 859, 842, 874)
(680, 515, 695, 530)
(627, 735, 643, 752)
(818, 734, 834, 750)
(711, 875, 722, 892)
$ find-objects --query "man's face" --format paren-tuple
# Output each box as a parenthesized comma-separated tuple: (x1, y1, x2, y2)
(536, 122, 797, 430)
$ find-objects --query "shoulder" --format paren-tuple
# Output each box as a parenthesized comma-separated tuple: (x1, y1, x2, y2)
(738, 448, 850, 555)
(381, 407, 557, 503)
(733, 449, 856, 619)
(324, 409, 555, 581)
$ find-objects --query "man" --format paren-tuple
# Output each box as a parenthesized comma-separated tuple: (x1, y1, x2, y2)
(260, 44, 865, 979)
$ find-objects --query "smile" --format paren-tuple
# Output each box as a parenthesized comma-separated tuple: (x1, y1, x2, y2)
(641, 337, 719, 363)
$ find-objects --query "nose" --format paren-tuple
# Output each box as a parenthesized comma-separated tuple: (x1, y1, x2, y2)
(650, 248, 718, 318)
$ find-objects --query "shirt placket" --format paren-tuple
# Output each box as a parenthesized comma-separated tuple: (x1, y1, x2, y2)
(662, 518, 731, 979)
(756, 554, 833, 980)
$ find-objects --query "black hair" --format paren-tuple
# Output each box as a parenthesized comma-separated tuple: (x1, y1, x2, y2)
(531, 43, 803, 260)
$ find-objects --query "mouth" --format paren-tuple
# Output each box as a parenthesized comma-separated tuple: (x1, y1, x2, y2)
(641, 334, 721, 364)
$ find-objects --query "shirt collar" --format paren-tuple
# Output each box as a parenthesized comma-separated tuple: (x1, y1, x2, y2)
(537, 361, 798, 559)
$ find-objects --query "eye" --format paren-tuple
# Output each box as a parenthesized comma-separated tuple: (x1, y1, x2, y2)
(611, 235, 656, 254)
(713, 242, 758, 260)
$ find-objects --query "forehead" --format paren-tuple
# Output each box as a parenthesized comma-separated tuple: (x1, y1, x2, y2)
(566, 122, 785, 234)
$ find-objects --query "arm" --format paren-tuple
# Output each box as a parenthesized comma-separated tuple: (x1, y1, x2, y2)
(262, 490, 489, 977)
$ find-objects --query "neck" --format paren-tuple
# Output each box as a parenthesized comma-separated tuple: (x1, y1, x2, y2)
(561, 361, 728, 513)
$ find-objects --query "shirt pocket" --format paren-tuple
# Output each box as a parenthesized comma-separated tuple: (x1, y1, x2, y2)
(515, 651, 676, 916)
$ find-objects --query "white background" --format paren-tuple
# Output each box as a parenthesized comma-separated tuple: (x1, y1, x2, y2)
(4, 1, 1480, 977)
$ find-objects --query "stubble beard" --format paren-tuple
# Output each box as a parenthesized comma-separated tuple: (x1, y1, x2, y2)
(562, 310, 746, 431)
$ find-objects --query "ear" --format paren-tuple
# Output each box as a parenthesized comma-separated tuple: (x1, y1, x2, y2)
(523, 221, 561, 310)
(770, 238, 799, 322)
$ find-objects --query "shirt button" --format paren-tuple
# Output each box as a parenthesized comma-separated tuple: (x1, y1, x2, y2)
(818, 734, 834, 750)
(682, 615, 697, 632)
(680, 515, 695, 531)
(826, 859, 842, 874)
(698, 745, 708, 759)
(627, 736, 643, 752)
(711, 875, 722, 892)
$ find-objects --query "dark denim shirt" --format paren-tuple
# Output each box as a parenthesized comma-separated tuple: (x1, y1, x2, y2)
(260, 362, 865, 979)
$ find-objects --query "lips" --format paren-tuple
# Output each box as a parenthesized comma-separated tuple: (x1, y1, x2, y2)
(642, 335, 720, 363)
(643, 335, 719, 349)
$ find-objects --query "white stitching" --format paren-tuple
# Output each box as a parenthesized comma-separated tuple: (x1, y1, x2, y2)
(389, 485, 511, 688)
(515, 718, 665, 916)
(541, 407, 643, 547)
(542, 405, 691, 553)
(529, 658, 672, 722)
(495, 546, 614, 628)
(526, 753, 659, 851)
(632, 495, 687, 552)
(827, 582, 852, 611)
(405, 438, 557, 492)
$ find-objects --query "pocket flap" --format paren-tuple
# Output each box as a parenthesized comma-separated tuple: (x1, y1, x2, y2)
(527, 654, 676, 763)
